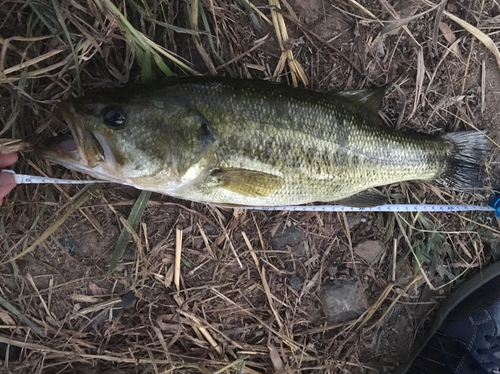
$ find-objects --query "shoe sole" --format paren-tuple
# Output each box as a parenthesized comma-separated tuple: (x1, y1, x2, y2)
(394, 260, 500, 374)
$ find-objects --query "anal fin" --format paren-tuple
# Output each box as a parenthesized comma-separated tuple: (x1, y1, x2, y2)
(336, 189, 388, 207)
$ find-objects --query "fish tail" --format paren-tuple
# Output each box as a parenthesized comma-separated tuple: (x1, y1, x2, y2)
(435, 131, 489, 189)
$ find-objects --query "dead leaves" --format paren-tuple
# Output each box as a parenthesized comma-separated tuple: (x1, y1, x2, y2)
(269, 0, 309, 86)
(439, 21, 463, 60)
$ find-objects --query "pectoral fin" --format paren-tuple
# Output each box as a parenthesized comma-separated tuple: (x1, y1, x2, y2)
(213, 168, 283, 197)
(336, 189, 388, 207)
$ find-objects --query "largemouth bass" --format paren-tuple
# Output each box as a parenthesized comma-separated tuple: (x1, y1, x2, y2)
(39, 77, 489, 207)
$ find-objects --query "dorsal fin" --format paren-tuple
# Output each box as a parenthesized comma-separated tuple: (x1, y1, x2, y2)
(334, 83, 391, 114)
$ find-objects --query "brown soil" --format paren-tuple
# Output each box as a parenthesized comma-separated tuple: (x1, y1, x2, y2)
(0, 0, 499, 373)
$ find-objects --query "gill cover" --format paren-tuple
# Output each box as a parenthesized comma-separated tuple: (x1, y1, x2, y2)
(164, 106, 218, 178)
(42, 86, 220, 192)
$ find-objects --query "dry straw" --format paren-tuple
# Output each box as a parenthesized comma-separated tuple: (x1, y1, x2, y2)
(0, 0, 498, 372)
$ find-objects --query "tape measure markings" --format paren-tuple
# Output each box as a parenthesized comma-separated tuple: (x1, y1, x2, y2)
(3, 170, 497, 216)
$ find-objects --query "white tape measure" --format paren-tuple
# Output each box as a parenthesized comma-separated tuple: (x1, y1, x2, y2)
(3, 170, 497, 216)
(2, 170, 105, 185)
(219, 204, 494, 213)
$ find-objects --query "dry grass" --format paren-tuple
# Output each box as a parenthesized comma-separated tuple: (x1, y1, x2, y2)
(1, 0, 500, 373)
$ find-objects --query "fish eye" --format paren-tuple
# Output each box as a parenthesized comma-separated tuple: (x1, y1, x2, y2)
(103, 108, 126, 128)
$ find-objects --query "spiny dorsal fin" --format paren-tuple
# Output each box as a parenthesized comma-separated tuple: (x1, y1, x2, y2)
(212, 168, 283, 197)
(334, 84, 391, 114)
(336, 189, 388, 207)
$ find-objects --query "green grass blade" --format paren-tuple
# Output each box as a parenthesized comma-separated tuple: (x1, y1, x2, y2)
(145, 17, 207, 35)
(139, 41, 154, 82)
(234, 0, 261, 30)
(0, 185, 99, 265)
(0, 218, 19, 284)
(100, 0, 198, 76)
(152, 53, 174, 77)
(51, 0, 81, 92)
(109, 190, 152, 272)
(0, 294, 45, 336)
(0, 73, 25, 137)
(198, 4, 234, 76)
(26, 0, 58, 34)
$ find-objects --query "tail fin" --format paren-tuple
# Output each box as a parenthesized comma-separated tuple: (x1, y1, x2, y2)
(435, 131, 489, 189)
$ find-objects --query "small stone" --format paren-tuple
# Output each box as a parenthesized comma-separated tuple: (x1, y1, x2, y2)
(202, 223, 217, 234)
(0, 342, 21, 362)
(122, 247, 136, 261)
(290, 275, 302, 291)
(320, 279, 368, 324)
(395, 262, 414, 287)
(270, 226, 304, 250)
(447, 3, 457, 13)
(346, 213, 362, 228)
(60, 236, 84, 258)
(354, 240, 385, 264)
(292, 242, 305, 257)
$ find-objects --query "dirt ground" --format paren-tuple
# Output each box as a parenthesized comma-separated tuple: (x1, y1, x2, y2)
(1, 0, 500, 373)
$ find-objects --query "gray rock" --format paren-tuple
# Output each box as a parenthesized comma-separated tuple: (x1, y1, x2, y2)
(290, 275, 302, 291)
(271, 226, 304, 250)
(354, 240, 385, 264)
(60, 236, 84, 258)
(292, 242, 305, 257)
(122, 248, 136, 261)
(346, 213, 363, 228)
(202, 223, 217, 234)
(320, 279, 368, 324)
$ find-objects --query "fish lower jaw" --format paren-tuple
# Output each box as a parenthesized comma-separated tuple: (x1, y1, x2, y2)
(49, 160, 130, 185)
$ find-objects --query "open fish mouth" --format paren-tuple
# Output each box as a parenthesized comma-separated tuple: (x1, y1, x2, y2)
(38, 99, 113, 174)
(41, 133, 81, 161)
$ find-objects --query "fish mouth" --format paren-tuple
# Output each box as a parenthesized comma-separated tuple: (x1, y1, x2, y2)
(39, 99, 114, 174)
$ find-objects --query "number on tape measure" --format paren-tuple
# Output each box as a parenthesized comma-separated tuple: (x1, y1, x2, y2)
(222, 204, 494, 213)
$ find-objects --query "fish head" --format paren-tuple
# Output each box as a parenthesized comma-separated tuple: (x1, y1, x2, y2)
(40, 88, 218, 192)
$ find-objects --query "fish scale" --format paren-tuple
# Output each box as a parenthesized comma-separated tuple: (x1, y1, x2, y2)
(176, 80, 448, 204)
(38, 77, 489, 207)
